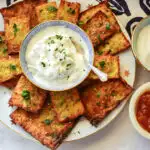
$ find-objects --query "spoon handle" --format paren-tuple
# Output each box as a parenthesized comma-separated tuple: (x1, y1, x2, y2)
(89, 64, 108, 82)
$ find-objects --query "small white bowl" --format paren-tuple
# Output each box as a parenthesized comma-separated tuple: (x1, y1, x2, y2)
(129, 82, 150, 139)
(131, 16, 150, 71)
(20, 20, 94, 91)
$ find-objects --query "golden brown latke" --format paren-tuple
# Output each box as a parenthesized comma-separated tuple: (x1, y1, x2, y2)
(36, 2, 58, 23)
(10, 100, 74, 150)
(88, 55, 120, 80)
(9, 76, 47, 113)
(50, 88, 85, 123)
(57, 0, 80, 24)
(0, 56, 22, 83)
(80, 79, 132, 126)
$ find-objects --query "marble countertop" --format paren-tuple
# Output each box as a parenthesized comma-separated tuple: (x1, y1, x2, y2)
(0, 63, 150, 150)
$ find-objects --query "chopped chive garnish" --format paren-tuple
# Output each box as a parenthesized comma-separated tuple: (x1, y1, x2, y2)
(96, 102, 100, 106)
(3, 48, 7, 54)
(106, 23, 110, 30)
(67, 64, 71, 67)
(111, 91, 117, 96)
(47, 6, 57, 12)
(96, 92, 101, 98)
(10, 64, 16, 70)
(44, 119, 53, 125)
(41, 62, 46, 67)
(13, 23, 19, 37)
(97, 34, 103, 42)
(99, 61, 105, 69)
(56, 35, 63, 40)
(97, 50, 103, 56)
(22, 90, 30, 100)
(51, 40, 55, 44)
(0, 36, 3, 43)
(67, 8, 75, 14)
(78, 21, 84, 26)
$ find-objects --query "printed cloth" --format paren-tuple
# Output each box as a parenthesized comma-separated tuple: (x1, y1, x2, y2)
(3, 0, 150, 38)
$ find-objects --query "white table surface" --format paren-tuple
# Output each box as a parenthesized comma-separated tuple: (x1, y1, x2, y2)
(0, 63, 150, 150)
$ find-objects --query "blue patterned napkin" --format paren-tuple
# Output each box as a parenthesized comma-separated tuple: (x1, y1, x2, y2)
(3, 0, 150, 37)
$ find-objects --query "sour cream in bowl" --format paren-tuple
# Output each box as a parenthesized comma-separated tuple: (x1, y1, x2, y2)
(132, 16, 150, 71)
(20, 21, 94, 91)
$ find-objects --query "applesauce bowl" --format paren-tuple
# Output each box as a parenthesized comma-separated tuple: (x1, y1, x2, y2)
(20, 20, 94, 91)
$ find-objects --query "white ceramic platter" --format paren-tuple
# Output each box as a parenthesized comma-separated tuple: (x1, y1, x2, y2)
(0, 0, 136, 143)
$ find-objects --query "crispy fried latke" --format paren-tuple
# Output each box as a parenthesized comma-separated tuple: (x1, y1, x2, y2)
(4, 15, 30, 54)
(82, 11, 117, 47)
(79, 2, 130, 54)
(50, 88, 85, 123)
(0, 56, 22, 83)
(57, 0, 80, 24)
(88, 55, 120, 80)
(9, 76, 47, 113)
(96, 32, 131, 55)
(36, 2, 58, 23)
(10, 99, 74, 150)
(80, 79, 132, 126)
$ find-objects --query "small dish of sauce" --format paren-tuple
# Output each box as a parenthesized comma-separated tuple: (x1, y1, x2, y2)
(129, 82, 150, 139)
(136, 91, 150, 133)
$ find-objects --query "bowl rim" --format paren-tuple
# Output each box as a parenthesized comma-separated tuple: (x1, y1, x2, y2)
(19, 20, 95, 91)
(129, 82, 150, 139)
(131, 16, 150, 72)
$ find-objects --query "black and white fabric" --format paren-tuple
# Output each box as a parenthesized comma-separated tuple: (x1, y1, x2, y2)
(5, 0, 150, 37)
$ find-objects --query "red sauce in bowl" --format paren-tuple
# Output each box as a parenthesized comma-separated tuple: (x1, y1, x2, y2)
(136, 92, 150, 132)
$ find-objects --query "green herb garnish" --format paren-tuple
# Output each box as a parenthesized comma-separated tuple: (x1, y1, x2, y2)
(41, 62, 46, 67)
(97, 50, 103, 56)
(43, 119, 53, 125)
(22, 90, 30, 100)
(96, 102, 100, 106)
(67, 64, 71, 67)
(78, 21, 84, 26)
(51, 40, 55, 44)
(56, 35, 63, 40)
(13, 23, 19, 37)
(55, 48, 58, 51)
(10, 64, 16, 70)
(99, 61, 105, 69)
(106, 23, 110, 30)
(67, 76, 70, 80)
(96, 92, 101, 98)
(3, 48, 7, 54)
(67, 8, 75, 14)
(97, 34, 103, 42)
(50, 133, 58, 139)
(111, 91, 117, 96)
(47, 6, 57, 12)
(0, 36, 3, 43)
(59, 98, 65, 106)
